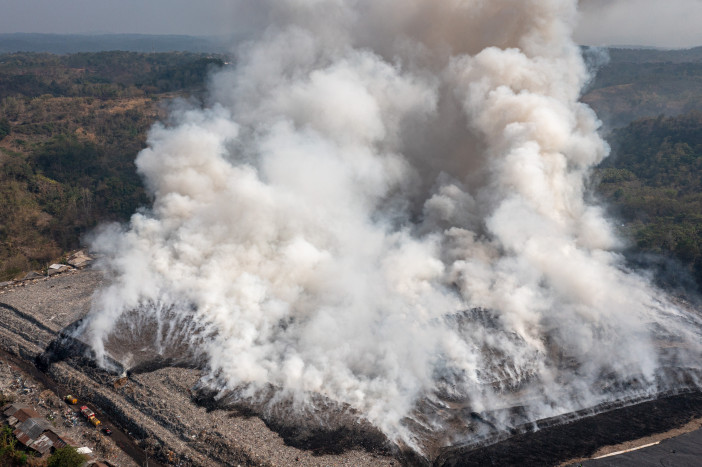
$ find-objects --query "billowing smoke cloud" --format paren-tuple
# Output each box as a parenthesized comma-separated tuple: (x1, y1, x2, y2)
(80, 0, 702, 452)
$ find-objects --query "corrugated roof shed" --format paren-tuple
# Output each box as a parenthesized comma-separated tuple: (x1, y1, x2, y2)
(14, 417, 51, 442)
(15, 430, 31, 446)
(44, 430, 68, 449)
(14, 407, 42, 423)
(3, 404, 41, 423)
(13, 418, 57, 455)
(3, 403, 27, 417)
(29, 434, 53, 455)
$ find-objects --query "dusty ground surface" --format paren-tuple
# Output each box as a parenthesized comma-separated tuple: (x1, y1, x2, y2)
(0, 268, 399, 467)
(579, 425, 702, 466)
(0, 351, 137, 466)
(564, 416, 702, 465)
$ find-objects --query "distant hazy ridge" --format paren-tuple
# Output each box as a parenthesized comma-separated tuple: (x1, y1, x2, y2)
(0, 33, 233, 54)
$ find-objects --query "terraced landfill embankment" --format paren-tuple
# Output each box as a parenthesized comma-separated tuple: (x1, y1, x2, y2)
(0, 269, 399, 467)
(3, 268, 702, 467)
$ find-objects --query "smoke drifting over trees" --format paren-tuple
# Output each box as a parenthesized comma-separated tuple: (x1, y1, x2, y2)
(78, 0, 702, 452)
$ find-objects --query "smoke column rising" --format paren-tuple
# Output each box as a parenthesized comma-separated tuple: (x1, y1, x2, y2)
(81, 0, 702, 451)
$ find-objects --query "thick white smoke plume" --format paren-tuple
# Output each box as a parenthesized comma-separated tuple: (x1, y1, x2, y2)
(82, 0, 702, 451)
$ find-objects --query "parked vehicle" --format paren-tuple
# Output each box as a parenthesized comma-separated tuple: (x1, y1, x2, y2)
(80, 406, 95, 418)
(79, 405, 102, 427)
(65, 395, 78, 404)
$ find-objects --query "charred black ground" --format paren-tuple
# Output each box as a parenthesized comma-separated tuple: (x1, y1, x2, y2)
(436, 391, 702, 467)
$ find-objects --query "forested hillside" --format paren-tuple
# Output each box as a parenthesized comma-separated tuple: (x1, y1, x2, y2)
(0, 52, 224, 280)
(1, 47, 701, 296)
(0, 33, 228, 54)
(0, 51, 225, 99)
(583, 47, 702, 129)
(597, 111, 702, 291)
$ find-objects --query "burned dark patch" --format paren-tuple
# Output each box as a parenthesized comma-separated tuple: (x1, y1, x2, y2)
(435, 390, 702, 467)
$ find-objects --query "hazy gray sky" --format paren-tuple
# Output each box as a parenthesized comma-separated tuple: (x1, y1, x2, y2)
(0, 0, 262, 37)
(576, 0, 702, 48)
(0, 0, 701, 48)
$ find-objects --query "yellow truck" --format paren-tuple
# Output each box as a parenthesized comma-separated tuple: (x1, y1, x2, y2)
(80, 406, 101, 427)
(65, 395, 78, 405)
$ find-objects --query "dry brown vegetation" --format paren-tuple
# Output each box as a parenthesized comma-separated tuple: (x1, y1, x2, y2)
(0, 52, 224, 281)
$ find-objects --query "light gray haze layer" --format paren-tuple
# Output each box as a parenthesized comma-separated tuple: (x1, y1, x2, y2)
(1, 0, 702, 48)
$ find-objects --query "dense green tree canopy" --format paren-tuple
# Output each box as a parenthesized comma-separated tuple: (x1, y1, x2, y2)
(47, 446, 86, 467)
(597, 111, 702, 291)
